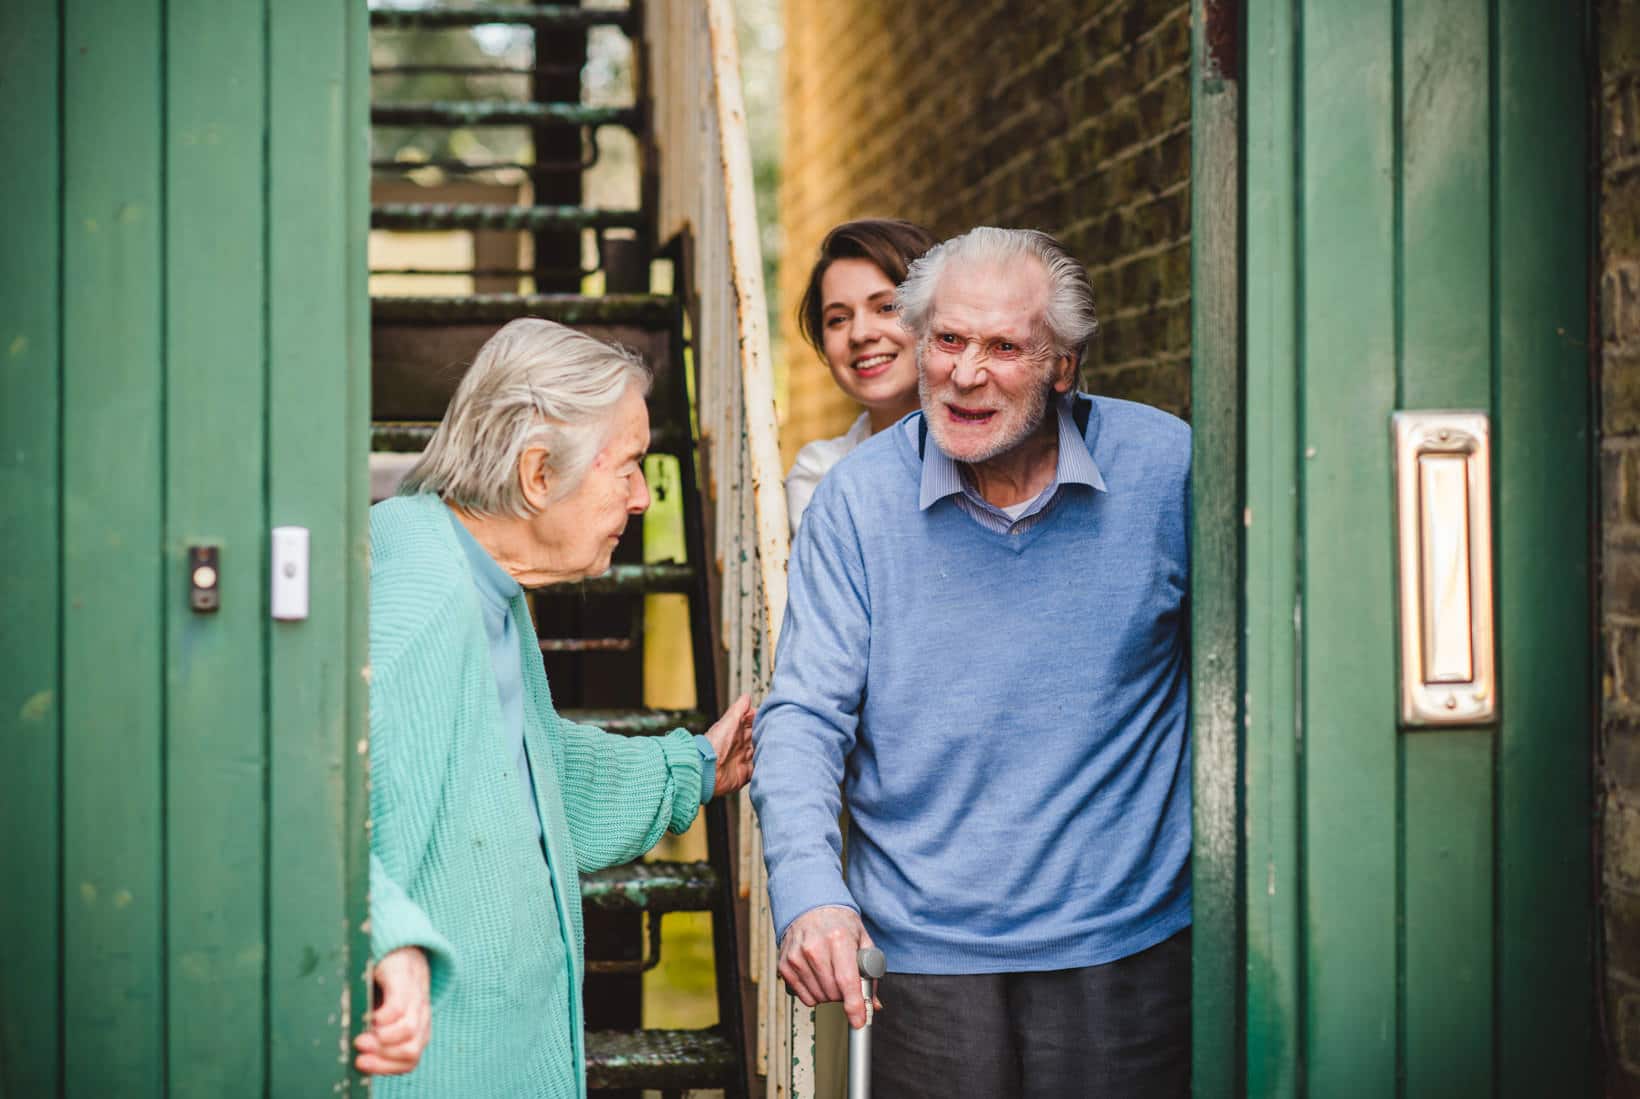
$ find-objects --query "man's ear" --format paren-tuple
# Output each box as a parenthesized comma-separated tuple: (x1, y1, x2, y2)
(1051, 352, 1078, 394)
(517, 445, 554, 511)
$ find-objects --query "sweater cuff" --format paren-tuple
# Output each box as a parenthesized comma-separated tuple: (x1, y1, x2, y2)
(370, 853, 457, 1006)
(768, 859, 858, 943)
(660, 728, 705, 834)
(692, 733, 717, 805)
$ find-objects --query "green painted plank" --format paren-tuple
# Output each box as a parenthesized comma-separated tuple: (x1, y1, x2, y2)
(0, 2, 62, 1094)
(346, 0, 376, 1084)
(1189, 0, 1243, 1092)
(60, 2, 168, 1093)
(1396, 1, 1496, 1093)
(163, 1, 268, 1092)
(1298, 3, 1399, 1092)
(1241, 0, 1301, 1091)
(268, 0, 357, 1091)
(1494, 0, 1594, 1091)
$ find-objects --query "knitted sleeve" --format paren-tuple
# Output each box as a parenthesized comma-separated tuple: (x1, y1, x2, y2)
(367, 598, 463, 1004)
(556, 721, 703, 872)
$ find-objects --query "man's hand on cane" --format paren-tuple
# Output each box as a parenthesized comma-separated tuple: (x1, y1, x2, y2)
(776, 905, 884, 1029)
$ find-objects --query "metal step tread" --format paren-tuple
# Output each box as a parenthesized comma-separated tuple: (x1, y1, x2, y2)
(579, 859, 717, 913)
(371, 292, 672, 327)
(559, 707, 709, 736)
(584, 1027, 737, 1091)
(372, 202, 644, 232)
(372, 100, 639, 128)
(553, 562, 694, 596)
(371, 5, 636, 31)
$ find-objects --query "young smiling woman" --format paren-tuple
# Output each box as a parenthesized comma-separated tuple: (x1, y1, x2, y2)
(785, 218, 937, 533)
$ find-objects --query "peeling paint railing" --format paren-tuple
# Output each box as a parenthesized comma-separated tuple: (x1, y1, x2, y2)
(643, 2, 805, 1096)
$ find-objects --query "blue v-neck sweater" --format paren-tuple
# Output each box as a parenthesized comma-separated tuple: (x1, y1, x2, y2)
(752, 396, 1192, 973)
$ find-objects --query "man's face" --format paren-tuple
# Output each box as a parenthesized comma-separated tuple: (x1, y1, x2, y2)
(917, 260, 1075, 464)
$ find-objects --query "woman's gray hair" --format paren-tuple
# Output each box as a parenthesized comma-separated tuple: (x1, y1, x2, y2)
(400, 318, 652, 516)
(895, 227, 1099, 365)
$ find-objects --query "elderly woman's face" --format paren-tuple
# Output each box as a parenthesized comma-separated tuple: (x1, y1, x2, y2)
(532, 384, 652, 581)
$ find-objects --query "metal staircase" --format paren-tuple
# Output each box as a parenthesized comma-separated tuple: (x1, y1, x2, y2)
(368, 5, 747, 1095)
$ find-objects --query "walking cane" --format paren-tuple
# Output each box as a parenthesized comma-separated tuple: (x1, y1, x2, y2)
(848, 947, 886, 1099)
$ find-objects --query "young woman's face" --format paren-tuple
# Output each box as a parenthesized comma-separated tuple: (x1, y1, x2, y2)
(818, 258, 918, 419)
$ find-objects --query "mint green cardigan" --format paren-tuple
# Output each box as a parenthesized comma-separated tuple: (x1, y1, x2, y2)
(368, 492, 704, 1098)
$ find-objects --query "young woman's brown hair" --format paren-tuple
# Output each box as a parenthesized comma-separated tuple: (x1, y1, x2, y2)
(795, 218, 938, 353)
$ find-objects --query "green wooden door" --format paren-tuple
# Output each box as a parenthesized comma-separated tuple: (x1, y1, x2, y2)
(0, 2, 370, 1094)
(1192, 0, 1594, 1095)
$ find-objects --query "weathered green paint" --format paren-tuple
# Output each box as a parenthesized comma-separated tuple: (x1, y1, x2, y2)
(584, 1028, 737, 1091)
(1241, 0, 1301, 1091)
(165, 3, 270, 1090)
(61, 2, 168, 1091)
(370, 5, 638, 32)
(570, 562, 696, 595)
(1188, 0, 1242, 1093)
(1495, 0, 1595, 1091)
(0, 2, 62, 1095)
(370, 202, 644, 232)
(579, 860, 718, 912)
(372, 101, 639, 129)
(1, 2, 370, 1092)
(269, 0, 371, 1092)
(1238, 0, 1592, 1092)
(372, 292, 672, 327)
(561, 707, 710, 736)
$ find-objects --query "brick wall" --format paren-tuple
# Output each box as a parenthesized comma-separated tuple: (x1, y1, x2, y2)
(1604, 0, 1640, 1091)
(778, 0, 1192, 464)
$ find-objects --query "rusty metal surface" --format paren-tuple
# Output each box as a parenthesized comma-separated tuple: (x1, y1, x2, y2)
(370, 292, 670, 326)
(370, 5, 638, 32)
(579, 860, 717, 913)
(559, 707, 708, 736)
(584, 1028, 738, 1090)
(371, 100, 638, 129)
(370, 201, 643, 232)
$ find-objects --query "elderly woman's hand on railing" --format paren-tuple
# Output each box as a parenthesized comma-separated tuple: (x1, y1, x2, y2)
(354, 946, 431, 1076)
(705, 693, 755, 798)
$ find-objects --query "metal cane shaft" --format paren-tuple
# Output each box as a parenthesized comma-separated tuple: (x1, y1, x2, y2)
(849, 947, 886, 1099)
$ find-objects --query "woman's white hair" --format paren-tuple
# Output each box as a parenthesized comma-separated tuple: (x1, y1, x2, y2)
(400, 318, 651, 516)
(895, 227, 1099, 365)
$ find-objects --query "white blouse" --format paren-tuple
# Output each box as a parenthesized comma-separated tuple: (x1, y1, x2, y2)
(783, 411, 872, 536)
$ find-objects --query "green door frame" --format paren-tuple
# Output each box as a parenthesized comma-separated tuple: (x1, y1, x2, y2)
(1189, 1, 1596, 1095)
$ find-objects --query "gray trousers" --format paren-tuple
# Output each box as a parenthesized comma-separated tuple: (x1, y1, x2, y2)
(868, 928, 1190, 1099)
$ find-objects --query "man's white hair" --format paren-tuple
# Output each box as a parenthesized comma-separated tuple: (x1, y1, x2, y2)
(895, 227, 1099, 365)
(401, 318, 651, 516)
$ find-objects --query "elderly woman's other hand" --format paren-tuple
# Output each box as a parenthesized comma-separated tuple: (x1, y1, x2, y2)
(706, 693, 755, 797)
(354, 946, 432, 1076)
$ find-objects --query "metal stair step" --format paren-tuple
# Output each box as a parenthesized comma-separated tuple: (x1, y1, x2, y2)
(371, 293, 672, 328)
(372, 101, 639, 129)
(372, 202, 644, 233)
(371, 5, 637, 32)
(579, 859, 717, 914)
(584, 1028, 737, 1091)
(559, 708, 710, 736)
(566, 563, 694, 596)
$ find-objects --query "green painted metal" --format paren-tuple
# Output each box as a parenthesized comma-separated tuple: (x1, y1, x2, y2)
(372, 292, 673, 327)
(584, 1028, 738, 1091)
(164, 3, 270, 1090)
(269, 0, 370, 1092)
(579, 860, 719, 913)
(1494, 0, 1594, 1092)
(1398, 2, 1496, 1092)
(370, 5, 638, 32)
(1188, 0, 1243, 1093)
(1, 2, 371, 1092)
(370, 202, 644, 232)
(572, 562, 696, 595)
(371, 100, 640, 129)
(0, 2, 62, 1095)
(1239, 0, 1592, 1093)
(1241, 0, 1301, 1091)
(61, 2, 169, 1092)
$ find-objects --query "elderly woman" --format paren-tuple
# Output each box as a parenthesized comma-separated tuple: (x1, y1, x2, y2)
(353, 318, 754, 1096)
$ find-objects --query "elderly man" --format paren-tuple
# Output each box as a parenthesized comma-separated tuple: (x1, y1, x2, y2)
(751, 227, 1191, 1097)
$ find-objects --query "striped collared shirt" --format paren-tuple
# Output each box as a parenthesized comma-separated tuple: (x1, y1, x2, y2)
(913, 393, 1107, 535)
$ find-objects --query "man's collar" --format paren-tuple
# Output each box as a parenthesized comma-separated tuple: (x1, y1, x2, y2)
(917, 393, 1106, 512)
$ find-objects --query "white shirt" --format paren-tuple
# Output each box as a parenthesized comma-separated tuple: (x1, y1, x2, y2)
(784, 411, 872, 535)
